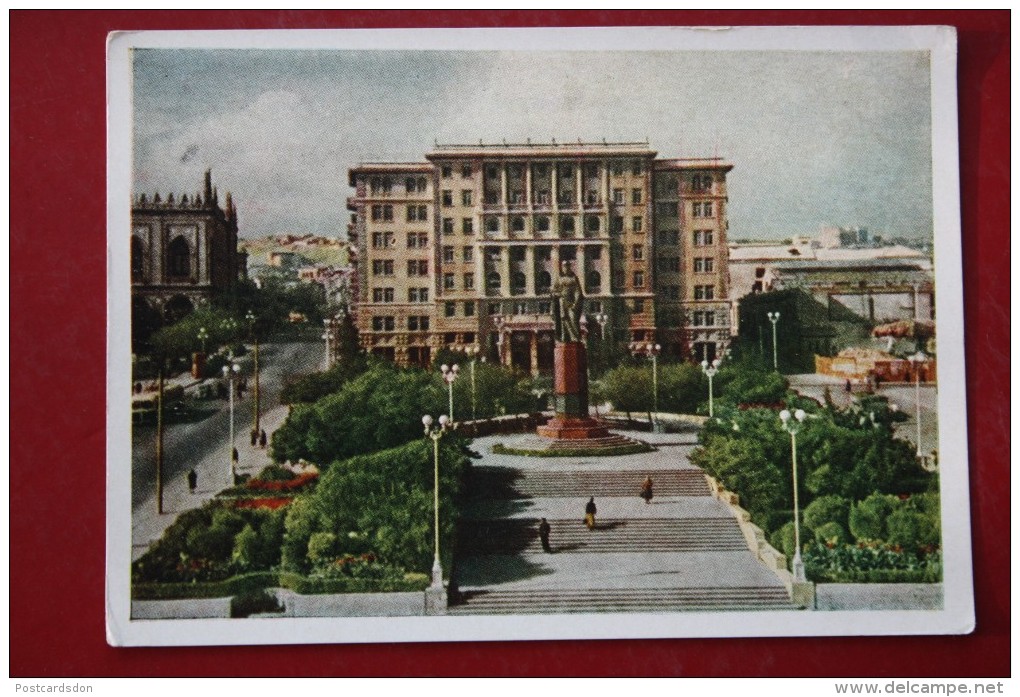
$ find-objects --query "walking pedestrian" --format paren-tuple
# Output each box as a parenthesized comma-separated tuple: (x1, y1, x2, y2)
(232, 447, 239, 463)
(250, 428, 258, 447)
(259, 429, 267, 449)
(640, 476, 654, 504)
(538, 518, 552, 553)
(845, 379, 852, 393)
(187, 468, 197, 493)
(584, 497, 597, 530)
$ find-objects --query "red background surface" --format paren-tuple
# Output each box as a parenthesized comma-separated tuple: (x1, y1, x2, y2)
(10, 10, 1009, 677)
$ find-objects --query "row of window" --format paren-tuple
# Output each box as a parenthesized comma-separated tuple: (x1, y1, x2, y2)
(371, 260, 430, 277)
(440, 161, 647, 181)
(477, 270, 604, 293)
(442, 190, 474, 207)
(368, 176, 430, 195)
(373, 227, 714, 251)
(371, 288, 432, 303)
(456, 215, 644, 236)
(370, 199, 710, 223)
(690, 174, 714, 192)
(691, 201, 715, 218)
(371, 316, 433, 332)
(370, 204, 429, 223)
(442, 246, 474, 263)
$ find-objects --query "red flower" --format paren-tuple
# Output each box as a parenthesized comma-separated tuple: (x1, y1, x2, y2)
(234, 497, 292, 510)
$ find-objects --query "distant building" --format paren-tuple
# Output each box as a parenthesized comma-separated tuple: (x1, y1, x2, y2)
(267, 251, 299, 268)
(817, 225, 872, 249)
(131, 170, 241, 345)
(347, 141, 734, 372)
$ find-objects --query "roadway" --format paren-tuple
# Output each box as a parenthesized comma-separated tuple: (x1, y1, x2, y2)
(130, 341, 324, 556)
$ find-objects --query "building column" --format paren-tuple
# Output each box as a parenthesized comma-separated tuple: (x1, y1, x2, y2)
(551, 164, 559, 213)
(601, 159, 610, 209)
(500, 164, 508, 207)
(574, 161, 583, 207)
(530, 330, 539, 376)
(525, 162, 533, 211)
(577, 245, 587, 294)
(525, 246, 536, 296)
(501, 248, 511, 297)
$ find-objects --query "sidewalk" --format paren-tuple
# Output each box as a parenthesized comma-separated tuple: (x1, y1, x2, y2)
(130, 401, 292, 561)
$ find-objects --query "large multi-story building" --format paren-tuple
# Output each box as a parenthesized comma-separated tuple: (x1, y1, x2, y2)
(347, 141, 732, 373)
(131, 170, 243, 346)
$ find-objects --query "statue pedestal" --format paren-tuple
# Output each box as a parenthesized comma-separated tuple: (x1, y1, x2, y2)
(536, 342, 609, 440)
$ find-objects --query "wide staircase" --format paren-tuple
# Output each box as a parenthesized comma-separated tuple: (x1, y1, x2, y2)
(467, 467, 711, 500)
(451, 459, 798, 614)
(458, 517, 750, 554)
(452, 586, 796, 615)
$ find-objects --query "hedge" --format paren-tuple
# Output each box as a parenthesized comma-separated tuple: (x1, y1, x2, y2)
(132, 570, 430, 600)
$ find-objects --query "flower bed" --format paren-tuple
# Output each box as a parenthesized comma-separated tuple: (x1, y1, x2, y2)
(247, 471, 318, 492)
(233, 497, 294, 510)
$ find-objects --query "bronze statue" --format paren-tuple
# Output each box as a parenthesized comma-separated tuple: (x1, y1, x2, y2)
(552, 260, 584, 343)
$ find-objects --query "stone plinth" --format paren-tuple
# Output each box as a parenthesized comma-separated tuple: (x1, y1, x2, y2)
(536, 341, 608, 440)
(537, 416, 610, 440)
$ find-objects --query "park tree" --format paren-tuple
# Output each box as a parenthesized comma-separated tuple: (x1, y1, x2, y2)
(270, 363, 447, 466)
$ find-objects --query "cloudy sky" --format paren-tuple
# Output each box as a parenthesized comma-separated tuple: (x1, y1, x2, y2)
(133, 47, 933, 240)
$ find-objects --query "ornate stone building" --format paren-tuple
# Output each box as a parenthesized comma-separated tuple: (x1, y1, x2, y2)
(347, 142, 732, 372)
(131, 170, 243, 344)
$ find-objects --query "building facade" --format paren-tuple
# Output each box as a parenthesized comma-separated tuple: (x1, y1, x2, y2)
(131, 170, 242, 344)
(347, 142, 732, 373)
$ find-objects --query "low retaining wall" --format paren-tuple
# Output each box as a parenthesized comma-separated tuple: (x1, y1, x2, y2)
(704, 474, 795, 594)
(132, 590, 434, 620)
(815, 583, 943, 611)
(132, 597, 232, 620)
(276, 589, 427, 617)
(457, 413, 549, 438)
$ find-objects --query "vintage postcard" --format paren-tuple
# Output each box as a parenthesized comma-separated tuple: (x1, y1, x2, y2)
(106, 25, 972, 646)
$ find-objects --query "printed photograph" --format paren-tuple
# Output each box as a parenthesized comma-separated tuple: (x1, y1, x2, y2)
(108, 26, 970, 645)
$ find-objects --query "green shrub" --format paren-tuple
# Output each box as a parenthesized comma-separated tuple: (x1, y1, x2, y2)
(231, 524, 260, 571)
(803, 542, 942, 583)
(307, 532, 339, 564)
(280, 497, 320, 573)
(813, 521, 847, 546)
(769, 521, 797, 560)
(848, 492, 899, 541)
(230, 588, 284, 618)
(886, 509, 927, 553)
(803, 495, 850, 533)
(254, 465, 298, 482)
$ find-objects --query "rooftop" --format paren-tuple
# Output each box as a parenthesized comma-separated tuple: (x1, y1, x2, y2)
(428, 139, 657, 159)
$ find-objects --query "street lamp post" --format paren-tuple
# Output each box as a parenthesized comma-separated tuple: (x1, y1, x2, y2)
(701, 357, 722, 417)
(222, 363, 241, 482)
(197, 327, 209, 354)
(246, 310, 261, 435)
(593, 311, 608, 340)
(909, 351, 927, 458)
(630, 342, 662, 431)
(155, 365, 165, 515)
(779, 408, 807, 582)
(441, 363, 459, 423)
(461, 345, 480, 420)
(494, 315, 509, 366)
(422, 414, 450, 589)
(767, 311, 780, 371)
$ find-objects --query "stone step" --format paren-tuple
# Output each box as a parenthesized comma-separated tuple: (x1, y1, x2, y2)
(469, 468, 711, 499)
(450, 586, 796, 614)
(458, 517, 748, 554)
